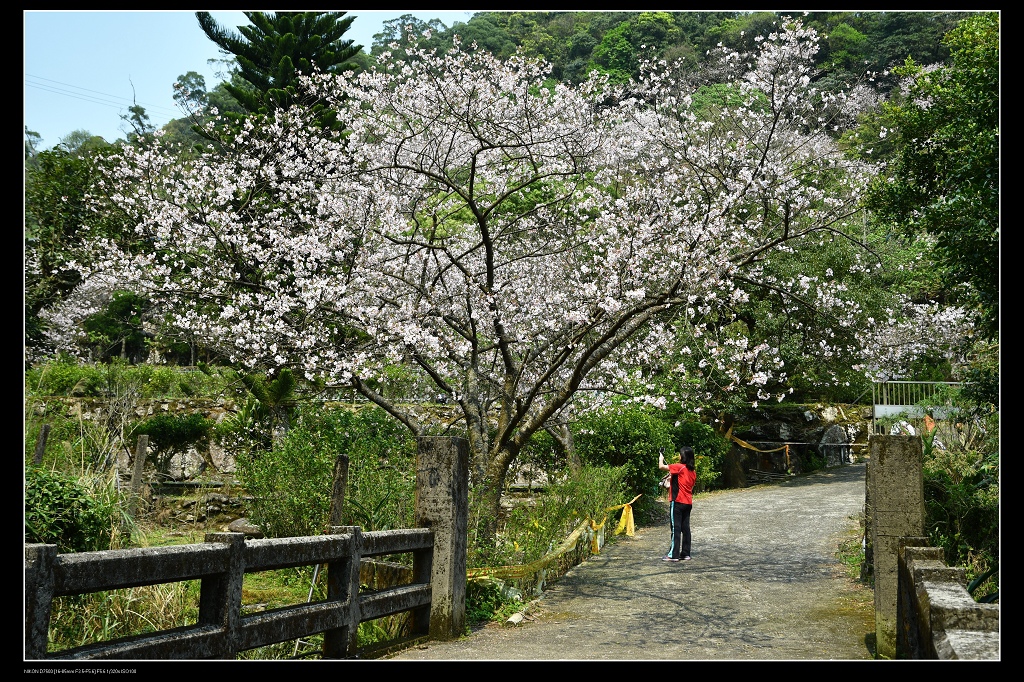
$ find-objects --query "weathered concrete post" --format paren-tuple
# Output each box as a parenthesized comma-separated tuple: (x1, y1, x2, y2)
(24, 543, 57, 659)
(414, 436, 469, 640)
(868, 434, 925, 659)
(33, 423, 51, 465)
(128, 435, 149, 520)
(199, 532, 246, 659)
(324, 525, 362, 658)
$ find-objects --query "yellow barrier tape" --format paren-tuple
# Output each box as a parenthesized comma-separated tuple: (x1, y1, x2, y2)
(590, 516, 607, 554)
(609, 494, 641, 537)
(727, 433, 788, 453)
(466, 494, 643, 580)
(727, 434, 791, 472)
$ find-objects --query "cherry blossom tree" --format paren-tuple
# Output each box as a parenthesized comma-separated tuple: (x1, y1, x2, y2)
(75, 18, 888, 542)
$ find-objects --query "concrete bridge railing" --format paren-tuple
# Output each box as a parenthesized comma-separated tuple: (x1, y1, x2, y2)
(26, 435, 472, 661)
(897, 540, 999, 659)
(25, 527, 434, 660)
(867, 435, 999, 660)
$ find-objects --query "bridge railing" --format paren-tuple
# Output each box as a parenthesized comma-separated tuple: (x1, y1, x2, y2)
(25, 526, 434, 661)
(896, 538, 999, 659)
(872, 381, 961, 434)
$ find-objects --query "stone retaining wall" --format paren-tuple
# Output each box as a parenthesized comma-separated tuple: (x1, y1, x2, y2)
(897, 542, 999, 659)
(867, 435, 999, 660)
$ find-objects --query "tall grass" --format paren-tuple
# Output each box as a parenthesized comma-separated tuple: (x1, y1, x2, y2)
(48, 582, 202, 654)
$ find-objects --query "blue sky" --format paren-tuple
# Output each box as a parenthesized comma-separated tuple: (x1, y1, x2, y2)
(24, 10, 476, 151)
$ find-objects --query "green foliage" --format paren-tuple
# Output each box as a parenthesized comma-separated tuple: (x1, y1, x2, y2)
(572, 405, 673, 523)
(466, 577, 524, 626)
(671, 420, 728, 492)
(862, 12, 999, 341)
(238, 406, 416, 538)
(48, 581, 201, 654)
(24, 140, 122, 356)
(195, 11, 361, 132)
(223, 368, 300, 451)
(80, 291, 150, 364)
(25, 467, 127, 553)
(491, 465, 628, 568)
(236, 423, 336, 538)
(130, 412, 215, 478)
(28, 357, 103, 396)
(919, 395, 998, 601)
(515, 427, 563, 477)
(27, 359, 226, 399)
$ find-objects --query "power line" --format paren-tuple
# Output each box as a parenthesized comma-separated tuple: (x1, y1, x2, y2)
(25, 73, 182, 123)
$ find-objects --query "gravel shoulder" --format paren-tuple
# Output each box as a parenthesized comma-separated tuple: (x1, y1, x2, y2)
(385, 462, 874, 662)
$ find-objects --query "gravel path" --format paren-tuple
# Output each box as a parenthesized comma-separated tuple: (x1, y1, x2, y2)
(385, 462, 874, 661)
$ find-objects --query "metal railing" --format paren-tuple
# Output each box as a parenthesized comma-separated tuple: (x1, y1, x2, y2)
(872, 381, 962, 434)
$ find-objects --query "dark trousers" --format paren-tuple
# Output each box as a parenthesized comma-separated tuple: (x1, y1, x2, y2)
(667, 501, 692, 559)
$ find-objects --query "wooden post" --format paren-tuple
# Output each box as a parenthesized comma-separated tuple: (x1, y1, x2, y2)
(329, 454, 349, 528)
(128, 435, 149, 520)
(33, 424, 51, 465)
(414, 436, 469, 640)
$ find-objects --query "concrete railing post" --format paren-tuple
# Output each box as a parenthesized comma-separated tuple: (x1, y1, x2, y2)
(868, 434, 925, 659)
(323, 525, 362, 659)
(199, 532, 246, 659)
(33, 424, 51, 465)
(25, 544, 58, 659)
(414, 436, 469, 640)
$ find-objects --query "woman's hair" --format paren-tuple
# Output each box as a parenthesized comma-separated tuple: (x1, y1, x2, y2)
(679, 446, 695, 471)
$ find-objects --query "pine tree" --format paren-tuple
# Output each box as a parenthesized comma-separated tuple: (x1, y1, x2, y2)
(195, 11, 362, 130)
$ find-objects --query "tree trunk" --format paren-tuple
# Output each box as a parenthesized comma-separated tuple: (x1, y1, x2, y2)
(546, 422, 580, 473)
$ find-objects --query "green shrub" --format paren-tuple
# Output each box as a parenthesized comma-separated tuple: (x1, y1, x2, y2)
(130, 412, 214, 479)
(27, 359, 229, 400)
(493, 464, 629, 567)
(238, 406, 416, 538)
(672, 419, 729, 492)
(25, 466, 127, 552)
(924, 447, 999, 601)
(465, 577, 524, 626)
(573, 404, 674, 523)
(28, 358, 105, 396)
(516, 428, 566, 475)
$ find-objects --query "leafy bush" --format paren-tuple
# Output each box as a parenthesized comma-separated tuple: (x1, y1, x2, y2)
(466, 577, 524, 626)
(25, 466, 127, 552)
(238, 406, 416, 538)
(130, 412, 214, 479)
(27, 357, 105, 396)
(921, 407, 999, 601)
(672, 419, 729, 492)
(573, 404, 674, 523)
(493, 464, 629, 567)
(515, 427, 564, 477)
(26, 359, 228, 399)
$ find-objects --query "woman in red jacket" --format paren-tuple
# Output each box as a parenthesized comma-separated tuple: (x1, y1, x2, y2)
(659, 446, 696, 562)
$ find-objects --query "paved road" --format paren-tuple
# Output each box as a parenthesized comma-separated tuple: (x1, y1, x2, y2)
(386, 462, 874, 661)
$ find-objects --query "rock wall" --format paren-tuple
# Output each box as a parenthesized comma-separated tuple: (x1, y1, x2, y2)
(722, 403, 873, 487)
(28, 396, 239, 479)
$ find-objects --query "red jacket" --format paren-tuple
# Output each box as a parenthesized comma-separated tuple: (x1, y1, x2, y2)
(668, 462, 696, 505)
